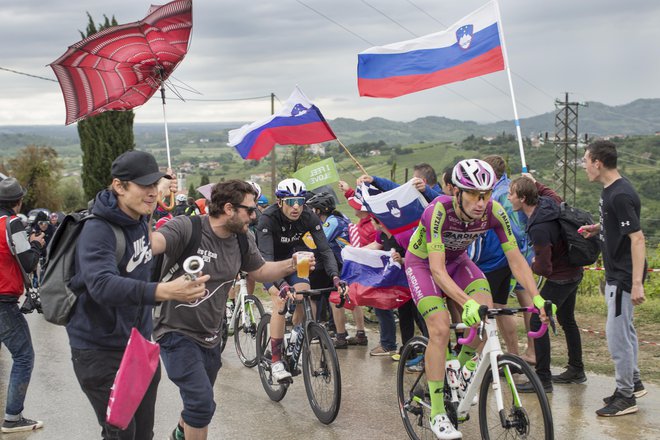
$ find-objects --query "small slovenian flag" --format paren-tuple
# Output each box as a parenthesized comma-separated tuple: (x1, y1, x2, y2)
(228, 86, 337, 160)
(359, 180, 427, 235)
(357, 1, 504, 98)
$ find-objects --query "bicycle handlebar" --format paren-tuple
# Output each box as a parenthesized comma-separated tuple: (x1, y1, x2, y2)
(456, 304, 552, 345)
(276, 287, 337, 315)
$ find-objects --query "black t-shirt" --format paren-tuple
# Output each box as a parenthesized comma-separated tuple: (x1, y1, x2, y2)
(599, 177, 645, 291)
(256, 204, 339, 287)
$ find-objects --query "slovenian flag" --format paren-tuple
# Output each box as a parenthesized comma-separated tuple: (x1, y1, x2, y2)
(228, 86, 337, 160)
(340, 247, 411, 310)
(357, 1, 504, 98)
(359, 180, 428, 235)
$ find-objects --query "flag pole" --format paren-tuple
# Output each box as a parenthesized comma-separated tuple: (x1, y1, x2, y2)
(493, 0, 528, 172)
(336, 139, 368, 175)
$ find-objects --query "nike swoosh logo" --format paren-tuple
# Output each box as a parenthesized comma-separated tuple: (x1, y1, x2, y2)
(125, 250, 146, 273)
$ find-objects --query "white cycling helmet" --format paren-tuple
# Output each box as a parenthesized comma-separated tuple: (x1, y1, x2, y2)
(275, 178, 306, 198)
(246, 180, 262, 199)
(451, 159, 496, 191)
(176, 193, 187, 203)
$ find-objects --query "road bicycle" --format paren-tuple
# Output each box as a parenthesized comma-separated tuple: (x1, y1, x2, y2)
(220, 272, 265, 367)
(397, 304, 554, 440)
(256, 287, 342, 424)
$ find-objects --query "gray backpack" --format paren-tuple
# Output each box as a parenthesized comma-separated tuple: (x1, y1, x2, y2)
(40, 212, 124, 325)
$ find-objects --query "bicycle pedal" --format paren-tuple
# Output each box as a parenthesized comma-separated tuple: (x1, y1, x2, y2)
(277, 377, 294, 385)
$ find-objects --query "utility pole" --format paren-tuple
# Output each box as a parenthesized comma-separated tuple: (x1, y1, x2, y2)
(553, 92, 586, 204)
(269, 93, 276, 200)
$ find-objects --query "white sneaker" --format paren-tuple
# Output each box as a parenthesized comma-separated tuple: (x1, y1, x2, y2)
(429, 414, 462, 439)
(271, 361, 292, 383)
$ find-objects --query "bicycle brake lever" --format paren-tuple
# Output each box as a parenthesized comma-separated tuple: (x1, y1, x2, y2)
(478, 320, 486, 341)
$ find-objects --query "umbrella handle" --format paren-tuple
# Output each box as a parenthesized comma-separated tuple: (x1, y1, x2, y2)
(158, 192, 176, 211)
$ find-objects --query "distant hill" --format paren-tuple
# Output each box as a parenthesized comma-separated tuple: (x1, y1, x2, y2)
(1, 98, 659, 149)
(331, 98, 660, 144)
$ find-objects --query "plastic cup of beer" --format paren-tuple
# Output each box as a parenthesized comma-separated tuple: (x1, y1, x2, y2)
(295, 252, 313, 278)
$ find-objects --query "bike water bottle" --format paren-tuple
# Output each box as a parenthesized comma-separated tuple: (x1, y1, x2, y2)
(459, 356, 479, 400)
(446, 359, 461, 390)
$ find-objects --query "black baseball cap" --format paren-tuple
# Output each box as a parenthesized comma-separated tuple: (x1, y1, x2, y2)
(111, 150, 171, 186)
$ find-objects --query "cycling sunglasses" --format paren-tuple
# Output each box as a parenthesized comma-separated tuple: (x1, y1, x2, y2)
(234, 204, 258, 215)
(461, 189, 493, 202)
(282, 197, 305, 207)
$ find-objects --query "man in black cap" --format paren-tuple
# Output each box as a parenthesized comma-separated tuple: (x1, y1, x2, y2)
(0, 177, 46, 433)
(66, 150, 210, 440)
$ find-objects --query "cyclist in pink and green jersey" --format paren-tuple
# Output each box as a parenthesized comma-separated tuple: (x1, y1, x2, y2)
(405, 159, 551, 440)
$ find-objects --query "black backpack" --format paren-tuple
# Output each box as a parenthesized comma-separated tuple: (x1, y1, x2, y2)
(557, 202, 601, 267)
(40, 213, 124, 325)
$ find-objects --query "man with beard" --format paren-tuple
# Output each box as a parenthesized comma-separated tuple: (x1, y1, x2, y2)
(151, 179, 306, 440)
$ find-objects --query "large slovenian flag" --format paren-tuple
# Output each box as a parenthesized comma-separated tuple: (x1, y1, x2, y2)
(359, 180, 427, 235)
(357, 1, 504, 98)
(340, 247, 411, 310)
(228, 86, 337, 160)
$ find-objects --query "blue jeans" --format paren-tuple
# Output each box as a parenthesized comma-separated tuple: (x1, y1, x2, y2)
(0, 301, 35, 419)
(374, 308, 397, 351)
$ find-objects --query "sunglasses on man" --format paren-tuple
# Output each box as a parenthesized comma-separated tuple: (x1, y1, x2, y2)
(233, 204, 258, 215)
(281, 197, 305, 207)
(461, 189, 493, 202)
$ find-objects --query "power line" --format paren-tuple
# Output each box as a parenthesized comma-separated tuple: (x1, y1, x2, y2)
(177, 95, 273, 102)
(405, 0, 445, 26)
(360, 0, 417, 37)
(0, 66, 57, 82)
(2, 64, 276, 105)
(295, 0, 374, 46)
(617, 149, 658, 163)
(617, 156, 660, 170)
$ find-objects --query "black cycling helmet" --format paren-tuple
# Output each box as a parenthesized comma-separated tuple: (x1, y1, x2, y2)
(306, 192, 336, 214)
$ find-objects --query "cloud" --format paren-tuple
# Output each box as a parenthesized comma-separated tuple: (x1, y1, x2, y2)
(1, 0, 659, 126)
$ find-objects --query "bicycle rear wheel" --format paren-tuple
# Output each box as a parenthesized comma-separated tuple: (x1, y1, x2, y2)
(256, 313, 288, 402)
(233, 294, 265, 367)
(397, 336, 434, 440)
(302, 322, 341, 424)
(478, 353, 553, 440)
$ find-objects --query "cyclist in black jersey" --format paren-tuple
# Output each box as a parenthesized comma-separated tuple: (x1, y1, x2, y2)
(256, 178, 347, 382)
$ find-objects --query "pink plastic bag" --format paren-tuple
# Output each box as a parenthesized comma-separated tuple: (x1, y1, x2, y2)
(106, 327, 160, 430)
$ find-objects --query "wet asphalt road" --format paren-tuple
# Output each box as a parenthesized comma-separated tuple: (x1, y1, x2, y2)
(1, 313, 659, 439)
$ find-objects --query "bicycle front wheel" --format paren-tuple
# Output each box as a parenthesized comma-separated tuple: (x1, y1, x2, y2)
(478, 353, 553, 440)
(256, 313, 288, 402)
(233, 294, 265, 367)
(302, 322, 341, 424)
(396, 336, 434, 440)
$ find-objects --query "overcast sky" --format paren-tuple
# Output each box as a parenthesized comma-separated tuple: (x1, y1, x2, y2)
(1, 0, 658, 127)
